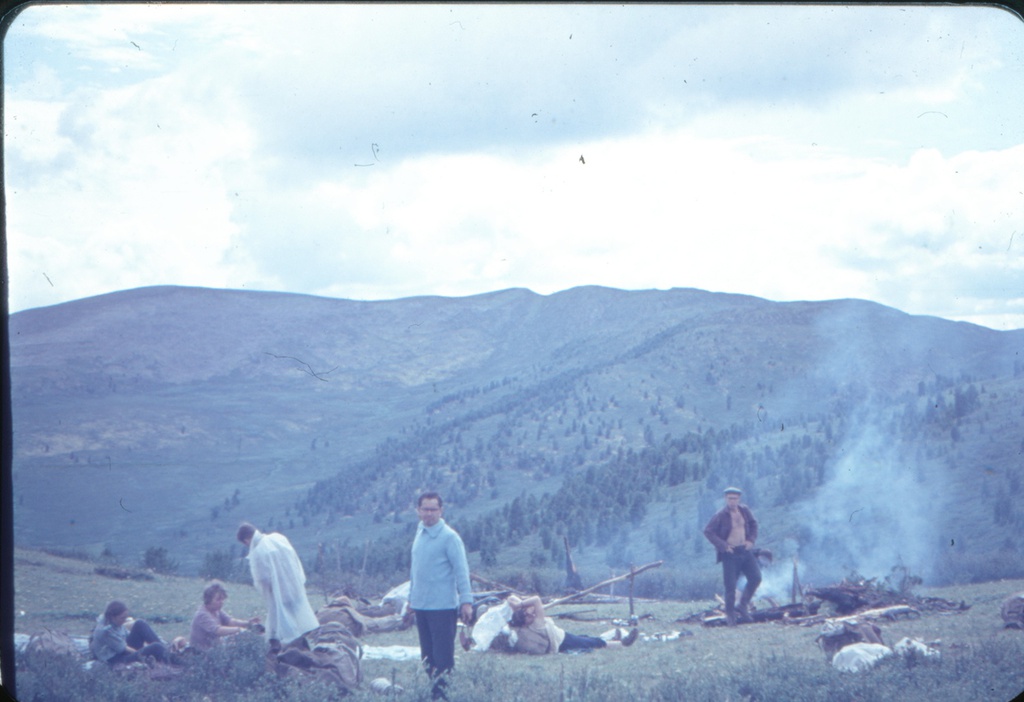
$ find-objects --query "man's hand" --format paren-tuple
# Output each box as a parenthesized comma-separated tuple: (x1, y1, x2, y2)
(460, 603, 474, 625)
(744, 541, 754, 549)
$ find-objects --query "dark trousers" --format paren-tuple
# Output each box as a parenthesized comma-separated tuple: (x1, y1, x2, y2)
(415, 609, 458, 699)
(722, 548, 762, 612)
(558, 632, 607, 652)
(108, 620, 168, 665)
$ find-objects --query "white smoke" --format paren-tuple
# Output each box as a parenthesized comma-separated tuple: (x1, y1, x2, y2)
(755, 537, 803, 602)
(792, 423, 941, 586)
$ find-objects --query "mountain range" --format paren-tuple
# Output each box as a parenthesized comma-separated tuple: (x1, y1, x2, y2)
(8, 285, 1024, 592)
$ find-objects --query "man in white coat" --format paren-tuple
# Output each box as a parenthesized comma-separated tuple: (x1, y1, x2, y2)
(237, 522, 320, 646)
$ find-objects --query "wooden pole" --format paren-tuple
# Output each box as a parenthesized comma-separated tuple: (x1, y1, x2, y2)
(545, 560, 664, 608)
(563, 536, 583, 591)
(791, 556, 801, 605)
(628, 563, 636, 619)
(357, 540, 369, 592)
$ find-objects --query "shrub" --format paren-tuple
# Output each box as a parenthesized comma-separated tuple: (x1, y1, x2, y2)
(170, 630, 269, 696)
(16, 649, 149, 702)
(142, 547, 179, 575)
(16, 648, 87, 702)
(199, 549, 250, 583)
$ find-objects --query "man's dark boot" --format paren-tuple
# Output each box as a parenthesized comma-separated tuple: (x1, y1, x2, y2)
(724, 590, 737, 626)
(736, 586, 756, 624)
(735, 603, 752, 624)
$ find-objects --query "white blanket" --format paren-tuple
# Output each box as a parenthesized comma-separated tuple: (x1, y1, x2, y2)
(470, 602, 512, 652)
(831, 642, 893, 672)
(362, 645, 423, 661)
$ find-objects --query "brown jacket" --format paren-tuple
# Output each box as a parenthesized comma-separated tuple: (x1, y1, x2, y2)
(703, 505, 758, 563)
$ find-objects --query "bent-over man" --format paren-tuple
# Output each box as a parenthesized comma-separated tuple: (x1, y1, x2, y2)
(237, 522, 320, 646)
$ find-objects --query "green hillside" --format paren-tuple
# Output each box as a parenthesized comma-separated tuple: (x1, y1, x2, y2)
(9, 285, 1024, 595)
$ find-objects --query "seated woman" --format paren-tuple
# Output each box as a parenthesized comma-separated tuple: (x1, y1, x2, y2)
(189, 581, 261, 651)
(506, 594, 638, 655)
(90, 600, 169, 665)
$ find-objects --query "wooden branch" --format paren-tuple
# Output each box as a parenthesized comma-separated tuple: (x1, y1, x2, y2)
(564, 536, 583, 590)
(833, 604, 919, 623)
(550, 609, 599, 621)
(545, 560, 664, 608)
(791, 555, 802, 605)
(628, 564, 636, 617)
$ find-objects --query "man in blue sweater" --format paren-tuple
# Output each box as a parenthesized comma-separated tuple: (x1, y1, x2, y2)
(409, 491, 473, 699)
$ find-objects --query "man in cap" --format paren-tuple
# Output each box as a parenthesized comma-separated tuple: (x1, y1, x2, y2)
(703, 487, 762, 625)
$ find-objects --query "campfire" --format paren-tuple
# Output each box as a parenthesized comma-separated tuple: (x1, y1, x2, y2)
(805, 577, 970, 617)
(685, 561, 970, 628)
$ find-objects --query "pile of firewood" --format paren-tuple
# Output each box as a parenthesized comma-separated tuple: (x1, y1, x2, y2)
(686, 575, 969, 628)
(806, 577, 970, 616)
(680, 599, 822, 627)
(679, 597, 823, 630)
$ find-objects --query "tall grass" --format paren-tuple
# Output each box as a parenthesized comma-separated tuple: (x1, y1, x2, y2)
(16, 632, 343, 702)
(14, 549, 1024, 702)
(18, 633, 1023, 702)
(645, 651, 958, 702)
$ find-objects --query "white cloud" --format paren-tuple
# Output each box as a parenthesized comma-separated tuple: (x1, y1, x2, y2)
(4, 3, 1023, 331)
(214, 130, 1022, 331)
(5, 52, 258, 308)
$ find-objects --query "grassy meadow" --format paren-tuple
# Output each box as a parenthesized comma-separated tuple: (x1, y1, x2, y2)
(11, 547, 1024, 701)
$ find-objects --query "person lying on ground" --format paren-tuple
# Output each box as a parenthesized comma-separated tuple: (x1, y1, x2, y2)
(90, 600, 170, 665)
(506, 594, 639, 655)
(189, 581, 262, 651)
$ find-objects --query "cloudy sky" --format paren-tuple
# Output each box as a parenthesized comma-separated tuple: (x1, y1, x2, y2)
(5, 3, 1023, 329)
